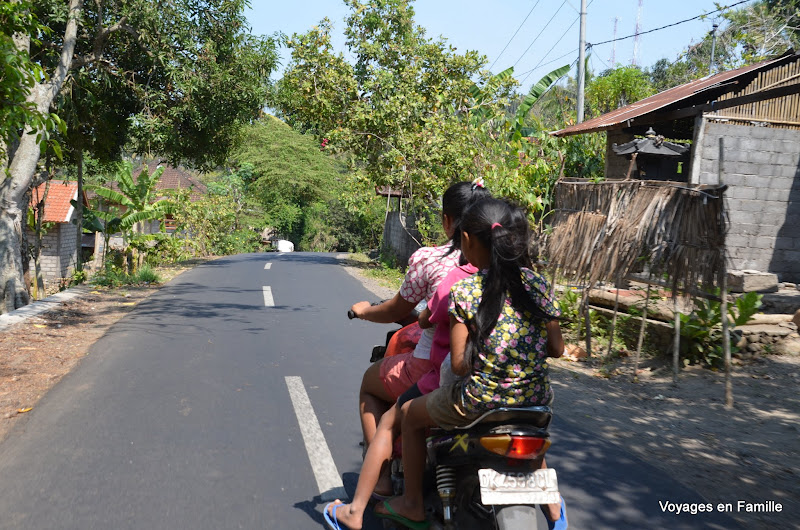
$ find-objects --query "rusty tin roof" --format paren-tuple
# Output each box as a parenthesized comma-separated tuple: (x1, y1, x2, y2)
(553, 54, 795, 137)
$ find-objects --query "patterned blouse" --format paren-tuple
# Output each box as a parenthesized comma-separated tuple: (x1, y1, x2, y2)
(449, 268, 561, 412)
(398, 244, 461, 305)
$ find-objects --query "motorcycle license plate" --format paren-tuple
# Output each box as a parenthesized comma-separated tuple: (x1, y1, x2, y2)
(478, 468, 560, 505)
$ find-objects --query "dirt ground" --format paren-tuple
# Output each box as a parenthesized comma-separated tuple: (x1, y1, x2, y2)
(1, 258, 797, 529)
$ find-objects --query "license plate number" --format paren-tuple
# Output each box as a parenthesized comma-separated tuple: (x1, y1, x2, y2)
(478, 468, 560, 505)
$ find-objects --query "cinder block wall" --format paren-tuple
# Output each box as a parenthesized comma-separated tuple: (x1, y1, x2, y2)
(26, 222, 79, 285)
(697, 121, 800, 282)
(382, 211, 421, 269)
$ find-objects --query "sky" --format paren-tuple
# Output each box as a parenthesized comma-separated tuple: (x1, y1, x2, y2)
(246, 0, 752, 92)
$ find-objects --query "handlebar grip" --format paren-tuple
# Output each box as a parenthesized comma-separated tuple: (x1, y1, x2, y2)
(347, 310, 356, 320)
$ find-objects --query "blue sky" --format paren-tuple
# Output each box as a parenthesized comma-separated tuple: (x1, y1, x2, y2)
(246, 0, 751, 91)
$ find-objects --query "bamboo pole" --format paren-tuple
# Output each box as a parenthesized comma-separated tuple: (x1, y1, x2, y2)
(672, 291, 681, 384)
(633, 277, 652, 383)
(606, 272, 622, 358)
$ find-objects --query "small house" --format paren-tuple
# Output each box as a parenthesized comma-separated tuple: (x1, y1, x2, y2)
(26, 180, 89, 284)
(553, 52, 800, 283)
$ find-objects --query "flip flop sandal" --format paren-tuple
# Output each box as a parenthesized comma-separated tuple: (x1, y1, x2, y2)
(323, 502, 348, 530)
(546, 495, 568, 530)
(374, 499, 430, 530)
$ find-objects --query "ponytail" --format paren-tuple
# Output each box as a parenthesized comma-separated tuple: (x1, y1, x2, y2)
(459, 198, 550, 350)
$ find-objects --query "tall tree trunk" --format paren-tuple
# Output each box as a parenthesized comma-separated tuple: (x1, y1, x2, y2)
(0, 0, 82, 314)
(75, 150, 84, 273)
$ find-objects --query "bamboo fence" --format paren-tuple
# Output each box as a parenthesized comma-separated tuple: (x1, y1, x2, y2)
(711, 56, 800, 129)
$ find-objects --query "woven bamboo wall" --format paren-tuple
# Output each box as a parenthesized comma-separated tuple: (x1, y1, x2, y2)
(711, 56, 800, 129)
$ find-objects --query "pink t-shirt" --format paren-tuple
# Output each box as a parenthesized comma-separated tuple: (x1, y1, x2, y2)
(416, 263, 478, 394)
(398, 244, 461, 304)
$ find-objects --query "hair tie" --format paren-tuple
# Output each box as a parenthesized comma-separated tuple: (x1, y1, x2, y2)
(491, 222, 502, 230)
(471, 177, 485, 190)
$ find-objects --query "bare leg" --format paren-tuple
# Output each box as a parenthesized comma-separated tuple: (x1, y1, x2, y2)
(359, 360, 393, 447)
(375, 395, 433, 522)
(326, 405, 402, 530)
(537, 457, 562, 522)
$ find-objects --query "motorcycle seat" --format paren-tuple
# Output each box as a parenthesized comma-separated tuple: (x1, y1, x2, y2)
(438, 406, 553, 432)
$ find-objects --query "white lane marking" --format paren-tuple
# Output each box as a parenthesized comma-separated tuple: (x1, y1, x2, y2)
(264, 262, 272, 270)
(262, 286, 274, 307)
(285, 376, 346, 502)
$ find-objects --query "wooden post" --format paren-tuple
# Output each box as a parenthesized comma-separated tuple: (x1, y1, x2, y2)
(633, 279, 652, 382)
(583, 287, 593, 357)
(606, 272, 622, 358)
(672, 292, 681, 384)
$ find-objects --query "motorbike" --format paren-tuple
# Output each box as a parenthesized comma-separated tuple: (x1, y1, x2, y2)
(350, 306, 562, 530)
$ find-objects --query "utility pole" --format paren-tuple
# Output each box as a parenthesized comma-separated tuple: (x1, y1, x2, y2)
(611, 17, 619, 66)
(709, 22, 719, 75)
(577, 0, 587, 123)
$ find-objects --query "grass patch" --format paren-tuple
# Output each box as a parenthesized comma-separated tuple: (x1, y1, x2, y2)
(344, 253, 404, 290)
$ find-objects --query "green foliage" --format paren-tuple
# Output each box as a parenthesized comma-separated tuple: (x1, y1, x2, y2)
(169, 191, 259, 256)
(133, 264, 161, 284)
(587, 66, 655, 115)
(0, 1, 65, 169)
(678, 291, 763, 368)
(30, 0, 279, 170)
(557, 288, 582, 329)
(275, 0, 486, 201)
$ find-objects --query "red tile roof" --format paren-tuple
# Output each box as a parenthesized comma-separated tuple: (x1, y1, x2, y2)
(29, 180, 89, 223)
(553, 53, 798, 137)
(133, 161, 208, 202)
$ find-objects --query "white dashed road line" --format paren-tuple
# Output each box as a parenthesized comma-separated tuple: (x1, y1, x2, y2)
(262, 286, 274, 307)
(264, 262, 272, 270)
(285, 376, 346, 502)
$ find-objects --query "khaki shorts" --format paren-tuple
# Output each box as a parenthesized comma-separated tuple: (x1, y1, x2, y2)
(426, 383, 556, 431)
(425, 383, 482, 431)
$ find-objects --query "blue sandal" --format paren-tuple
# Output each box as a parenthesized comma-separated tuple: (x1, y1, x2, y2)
(323, 502, 348, 530)
(546, 495, 568, 530)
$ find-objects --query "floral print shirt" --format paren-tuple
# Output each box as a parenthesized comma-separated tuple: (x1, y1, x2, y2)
(398, 244, 461, 304)
(449, 268, 560, 412)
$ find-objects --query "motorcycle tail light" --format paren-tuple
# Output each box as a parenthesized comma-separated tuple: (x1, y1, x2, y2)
(479, 434, 512, 456)
(508, 436, 550, 459)
(480, 435, 550, 460)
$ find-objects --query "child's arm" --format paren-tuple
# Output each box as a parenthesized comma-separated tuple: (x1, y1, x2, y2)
(418, 307, 433, 329)
(545, 320, 565, 358)
(449, 315, 471, 376)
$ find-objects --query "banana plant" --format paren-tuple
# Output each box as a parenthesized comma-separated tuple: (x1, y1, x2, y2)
(80, 161, 175, 271)
(511, 63, 572, 141)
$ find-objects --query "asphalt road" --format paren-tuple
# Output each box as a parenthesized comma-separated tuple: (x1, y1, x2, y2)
(0, 253, 742, 529)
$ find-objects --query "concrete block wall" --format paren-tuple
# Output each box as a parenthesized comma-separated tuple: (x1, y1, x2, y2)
(382, 211, 421, 269)
(26, 222, 79, 284)
(697, 121, 800, 282)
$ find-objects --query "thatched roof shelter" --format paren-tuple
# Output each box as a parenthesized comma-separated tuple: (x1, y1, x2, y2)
(540, 178, 727, 293)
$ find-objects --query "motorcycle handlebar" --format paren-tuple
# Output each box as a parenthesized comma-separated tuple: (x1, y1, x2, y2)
(347, 309, 356, 320)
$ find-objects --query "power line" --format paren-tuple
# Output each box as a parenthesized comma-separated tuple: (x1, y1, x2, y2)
(512, 0, 569, 68)
(489, 0, 541, 71)
(516, 48, 578, 79)
(590, 0, 754, 48)
(519, 0, 595, 85)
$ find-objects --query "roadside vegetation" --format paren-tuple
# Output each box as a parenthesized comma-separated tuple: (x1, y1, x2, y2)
(4, 0, 798, 361)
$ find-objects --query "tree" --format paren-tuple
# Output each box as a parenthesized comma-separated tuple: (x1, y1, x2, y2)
(587, 66, 655, 115)
(0, 0, 278, 313)
(274, 0, 486, 203)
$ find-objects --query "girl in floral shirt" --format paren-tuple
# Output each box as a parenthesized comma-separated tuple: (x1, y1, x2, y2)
(373, 197, 567, 530)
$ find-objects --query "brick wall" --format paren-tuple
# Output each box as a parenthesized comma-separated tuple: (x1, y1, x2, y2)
(696, 121, 800, 282)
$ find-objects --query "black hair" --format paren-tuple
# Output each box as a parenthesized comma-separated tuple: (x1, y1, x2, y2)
(459, 198, 552, 351)
(441, 181, 491, 261)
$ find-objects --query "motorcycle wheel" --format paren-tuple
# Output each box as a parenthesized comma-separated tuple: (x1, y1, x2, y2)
(493, 505, 539, 529)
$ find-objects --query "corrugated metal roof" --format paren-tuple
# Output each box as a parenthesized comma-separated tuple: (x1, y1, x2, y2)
(553, 55, 793, 137)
